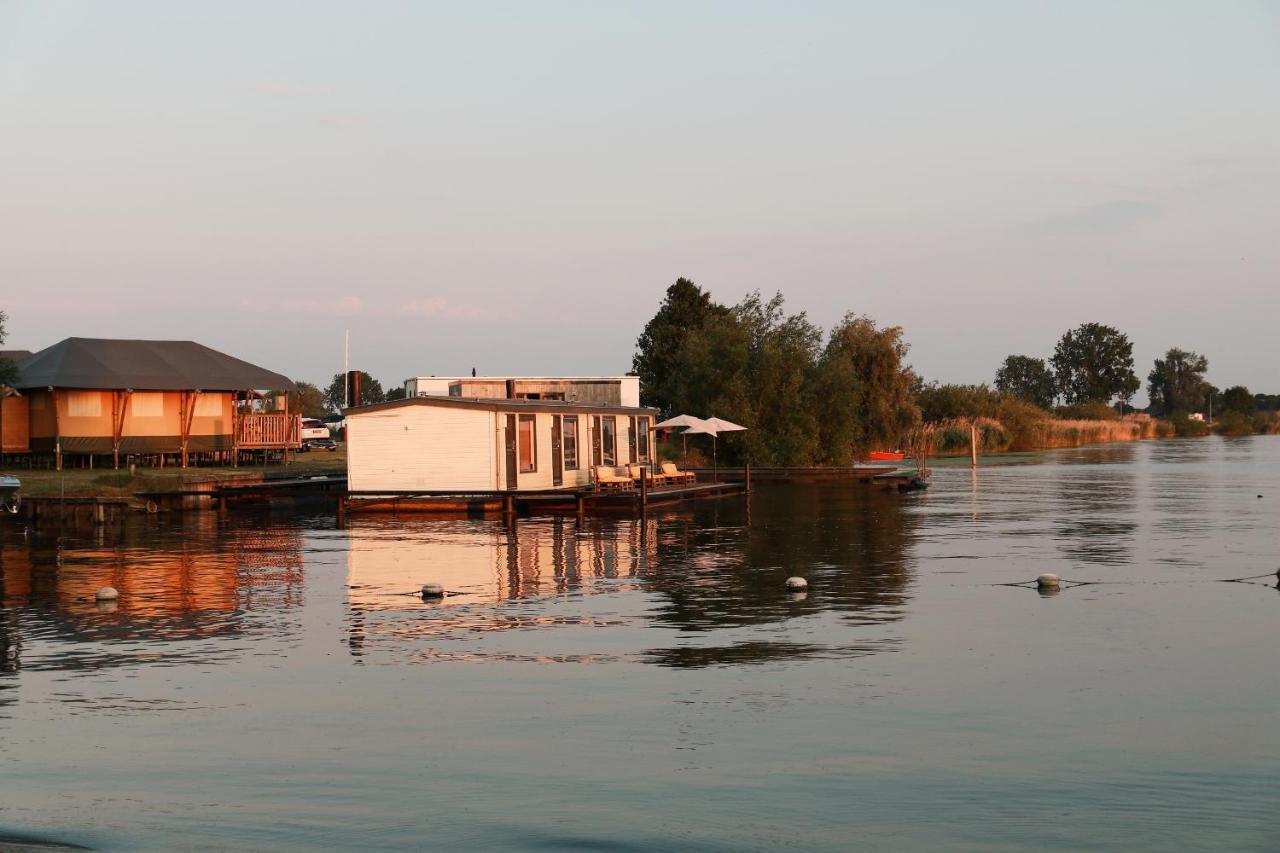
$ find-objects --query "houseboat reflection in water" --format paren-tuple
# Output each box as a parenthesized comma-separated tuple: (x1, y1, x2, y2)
(344, 482, 918, 667)
(344, 514, 660, 663)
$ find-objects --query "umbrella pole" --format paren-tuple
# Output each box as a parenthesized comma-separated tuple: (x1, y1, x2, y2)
(713, 435, 717, 482)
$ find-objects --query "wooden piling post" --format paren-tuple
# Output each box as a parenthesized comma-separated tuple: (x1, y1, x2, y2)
(640, 468, 648, 506)
(970, 422, 978, 468)
(575, 492, 585, 521)
(745, 462, 751, 494)
(94, 502, 105, 526)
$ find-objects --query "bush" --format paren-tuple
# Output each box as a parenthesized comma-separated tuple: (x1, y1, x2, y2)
(1055, 400, 1121, 420)
(1171, 415, 1211, 437)
(1214, 411, 1257, 436)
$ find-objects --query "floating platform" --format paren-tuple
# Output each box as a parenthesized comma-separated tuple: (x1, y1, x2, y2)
(344, 481, 745, 517)
(686, 465, 899, 482)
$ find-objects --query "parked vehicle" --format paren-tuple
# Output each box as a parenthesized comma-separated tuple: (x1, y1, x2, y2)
(301, 437, 338, 452)
(301, 418, 330, 441)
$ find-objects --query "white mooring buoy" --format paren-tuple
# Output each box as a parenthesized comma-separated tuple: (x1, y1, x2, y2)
(420, 583, 445, 598)
(96, 587, 119, 601)
(1036, 573, 1060, 590)
(785, 577, 808, 592)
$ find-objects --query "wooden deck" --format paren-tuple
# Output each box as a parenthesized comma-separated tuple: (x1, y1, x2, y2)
(344, 480, 746, 516)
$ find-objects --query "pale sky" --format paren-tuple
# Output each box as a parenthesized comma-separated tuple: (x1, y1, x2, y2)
(2, 2, 1277, 401)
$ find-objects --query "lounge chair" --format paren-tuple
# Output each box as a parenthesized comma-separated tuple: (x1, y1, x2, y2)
(626, 463, 660, 486)
(660, 462, 696, 485)
(594, 465, 634, 491)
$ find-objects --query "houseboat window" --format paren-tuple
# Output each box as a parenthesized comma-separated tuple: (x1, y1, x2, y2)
(637, 416, 650, 461)
(563, 416, 579, 469)
(591, 416, 602, 466)
(518, 415, 537, 472)
(601, 416, 617, 466)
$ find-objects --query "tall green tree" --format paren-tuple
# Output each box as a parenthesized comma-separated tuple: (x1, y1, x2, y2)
(633, 278, 729, 416)
(325, 372, 385, 410)
(729, 292, 822, 465)
(810, 314, 920, 464)
(1219, 385, 1254, 416)
(0, 310, 17, 386)
(994, 355, 1056, 409)
(293, 381, 331, 418)
(1051, 323, 1140, 406)
(1146, 348, 1210, 416)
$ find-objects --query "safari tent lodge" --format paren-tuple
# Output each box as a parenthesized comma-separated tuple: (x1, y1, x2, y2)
(2, 338, 300, 469)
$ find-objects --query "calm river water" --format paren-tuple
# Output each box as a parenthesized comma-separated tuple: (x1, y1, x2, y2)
(2, 437, 1279, 851)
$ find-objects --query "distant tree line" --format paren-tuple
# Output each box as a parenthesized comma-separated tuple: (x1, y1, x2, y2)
(634, 279, 918, 465)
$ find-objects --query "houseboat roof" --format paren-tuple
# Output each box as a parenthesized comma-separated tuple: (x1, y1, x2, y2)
(15, 337, 296, 392)
(0, 350, 33, 362)
(345, 395, 657, 417)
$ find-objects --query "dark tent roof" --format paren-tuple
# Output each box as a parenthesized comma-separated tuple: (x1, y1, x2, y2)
(15, 338, 296, 392)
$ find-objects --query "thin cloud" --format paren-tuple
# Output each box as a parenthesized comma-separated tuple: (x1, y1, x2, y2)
(244, 82, 327, 98)
(239, 295, 363, 316)
(1028, 199, 1160, 236)
(399, 298, 485, 319)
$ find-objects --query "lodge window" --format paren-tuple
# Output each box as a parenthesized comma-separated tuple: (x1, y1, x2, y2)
(637, 416, 650, 462)
(518, 414, 537, 473)
(563, 415, 579, 469)
(601, 416, 617, 466)
(591, 416, 602, 466)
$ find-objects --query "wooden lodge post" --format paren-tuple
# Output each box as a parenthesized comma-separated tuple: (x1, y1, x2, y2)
(52, 389, 62, 471)
(640, 467, 648, 506)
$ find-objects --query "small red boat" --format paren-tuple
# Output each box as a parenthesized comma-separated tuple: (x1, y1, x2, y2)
(867, 451, 905, 462)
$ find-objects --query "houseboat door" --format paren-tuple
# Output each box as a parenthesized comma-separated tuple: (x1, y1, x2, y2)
(504, 414, 518, 490)
(551, 416, 564, 487)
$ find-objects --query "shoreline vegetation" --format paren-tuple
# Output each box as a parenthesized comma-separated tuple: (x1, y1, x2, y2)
(632, 281, 1280, 465)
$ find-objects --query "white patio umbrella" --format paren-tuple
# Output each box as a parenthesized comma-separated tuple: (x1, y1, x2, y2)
(655, 414, 706, 455)
(683, 417, 748, 480)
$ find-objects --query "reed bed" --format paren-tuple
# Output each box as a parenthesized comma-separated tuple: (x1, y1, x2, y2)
(933, 414, 1169, 455)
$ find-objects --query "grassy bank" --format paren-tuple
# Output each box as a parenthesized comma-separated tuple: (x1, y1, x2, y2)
(8, 448, 347, 498)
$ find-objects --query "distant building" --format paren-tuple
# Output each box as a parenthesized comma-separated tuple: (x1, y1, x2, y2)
(1188, 412, 1205, 422)
(5, 338, 298, 469)
(403, 375, 640, 408)
(345, 395, 656, 494)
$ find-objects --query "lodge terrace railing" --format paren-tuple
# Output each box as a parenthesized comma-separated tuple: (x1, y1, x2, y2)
(236, 413, 301, 449)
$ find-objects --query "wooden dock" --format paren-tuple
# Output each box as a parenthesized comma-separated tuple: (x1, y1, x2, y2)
(687, 465, 899, 482)
(344, 480, 745, 517)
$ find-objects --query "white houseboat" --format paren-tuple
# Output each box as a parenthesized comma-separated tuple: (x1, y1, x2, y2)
(344, 395, 658, 494)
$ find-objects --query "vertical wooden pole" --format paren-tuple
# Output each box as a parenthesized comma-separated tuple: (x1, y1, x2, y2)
(53, 390, 62, 472)
(234, 391, 242, 468)
(112, 391, 119, 469)
(970, 422, 978, 468)
(640, 467, 648, 506)
(180, 391, 190, 469)
(745, 462, 751, 494)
